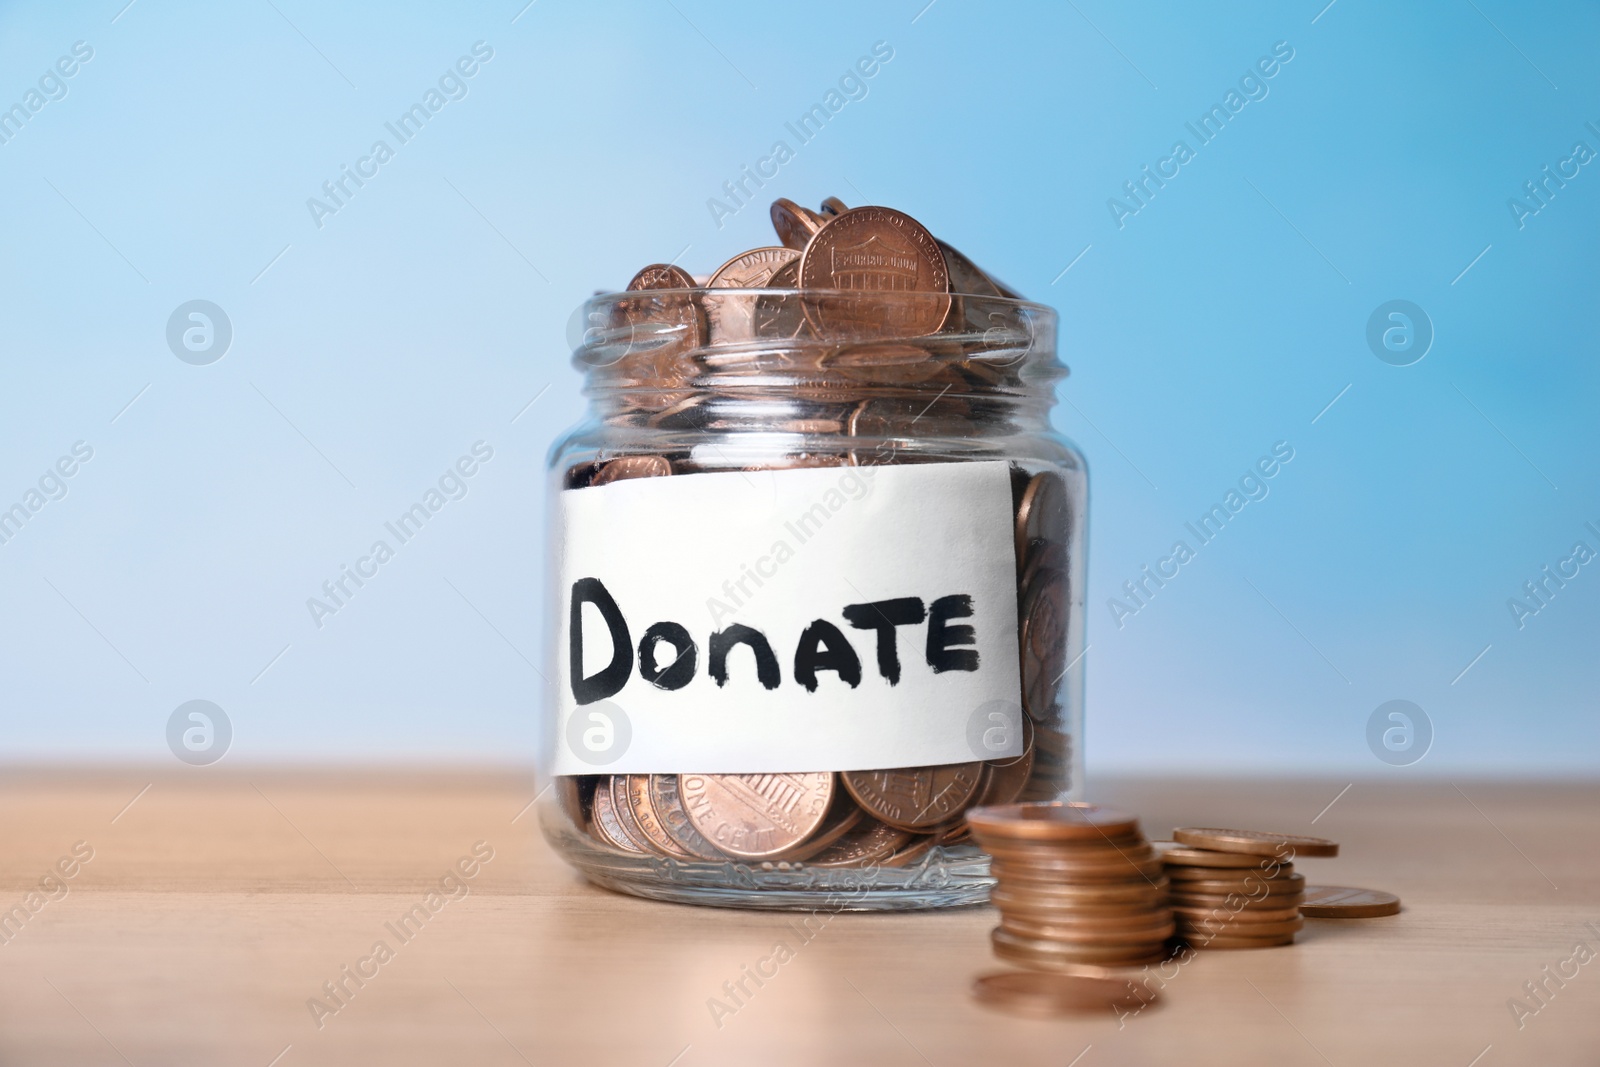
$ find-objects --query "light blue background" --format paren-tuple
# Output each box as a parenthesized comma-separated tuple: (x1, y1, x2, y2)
(1, 0, 1595, 774)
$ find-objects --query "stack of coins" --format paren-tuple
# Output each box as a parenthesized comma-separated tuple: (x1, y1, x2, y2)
(1157, 827, 1339, 949)
(556, 196, 1080, 870)
(967, 802, 1173, 970)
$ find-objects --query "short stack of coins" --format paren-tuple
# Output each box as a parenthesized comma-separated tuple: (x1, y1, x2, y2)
(1158, 827, 1340, 949)
(555, 195, 1080, 870)
(967, 802, 1173, 970)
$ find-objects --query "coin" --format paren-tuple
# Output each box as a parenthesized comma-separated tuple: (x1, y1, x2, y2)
(1164, 863, 1299, 889)
(881, 832, 940, 868)
(1019, 570, 1068, 720)
(618, 774, 693, 859)
(772, 796, 864, 862)
(1154, 842, 1276, 868)
(681, 772, 835, 859)
(647, 774, 728, 861)
(708, 246, 800, 289)
(967, 802, 1139, 842)
(1015, 472, 1070, 564)
(1172, 827, 1339, 858)
(1172, 898, 1306, 919)
(1166, 862, 1295, 882)
(1299, 886, 1401, 918)
(1184, 931, 1296, 949)
(989, 858, 1166, 887)
(991, 928, 1169, 967)
(976, 715, 1036, 808)
(985, 844, 1161, 873)
(589, 781, 647, 853)
(806, 818, 911, 867)
(591, 456, 673, 484)
(1170, 903, 1302, 924)
(990, 882, 1170, 910)
(970, 970, 1157, 1017)
(627, 263, 697, 290)
(1168, 872, 1306, 896)
(819, 196, 849, 218)
(842, 763, 985, 830)
(798, 206, 951, 338)
(608, 775, 669, 856)
(1000, 915, 1176, 945)
(770, 198, 827, 250)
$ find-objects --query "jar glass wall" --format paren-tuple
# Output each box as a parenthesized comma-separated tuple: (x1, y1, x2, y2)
(539, 289, 1085, 910)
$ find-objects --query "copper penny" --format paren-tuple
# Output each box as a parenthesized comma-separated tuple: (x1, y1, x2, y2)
(1154, 842, 1280, 869)
(681, 772, 834, 859)
(842, 764, 985, 830)
(1171, 903, 1302, 924)
(708, 246, 800, 289)
(976, 715, 1036, 808)
(617, 774, 692, 859)
(647, 774, 727, 862)
(772, 796, 864, 862)
(591, 455, 673, 484)
(880, 831, 941, 868)
(1185, 930, 1297, 949)
(967, 802, 1139, 843)
(991, 928, 1170, 968)
(589, 781, 647, 853)
(798, 206, 951, 338)
(1014, 472, 1070, 563)
(971, 970, 1157, 1017)
(1172, 827, 1339, 858)
(626, 263, 696, 290)
(985, 883, 1164, 908)
(1300, 885, 1401, 918)
(806, 818, 911, 867)
(819, 196, 850, 218)
(1168, 872, 1306, 897)
(1167, 861, 1295, 881)
(608, 775, 669, 856)
(770, 198, 827, 250)
(1000, 916, 1176, 946)
(1019, 571, 1068, 720)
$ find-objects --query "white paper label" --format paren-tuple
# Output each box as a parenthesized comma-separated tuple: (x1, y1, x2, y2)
(552, 460, 1022, 775)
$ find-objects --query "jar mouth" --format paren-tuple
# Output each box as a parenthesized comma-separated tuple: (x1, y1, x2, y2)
(570, 289, 1064, 398)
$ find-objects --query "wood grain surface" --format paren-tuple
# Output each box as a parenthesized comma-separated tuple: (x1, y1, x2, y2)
(1, 768, 1595, 1065)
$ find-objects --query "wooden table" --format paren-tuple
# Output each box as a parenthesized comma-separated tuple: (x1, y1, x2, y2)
(2, 769, 1595, 1065)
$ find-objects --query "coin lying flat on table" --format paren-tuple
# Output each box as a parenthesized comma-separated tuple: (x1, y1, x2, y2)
(1172, 827, 1340, 858)
(971, 970, 1157, 1018)
(1300, 885, 1401, 918)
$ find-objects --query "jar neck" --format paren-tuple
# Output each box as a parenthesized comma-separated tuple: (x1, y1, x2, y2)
(573, 290, 1065, 439)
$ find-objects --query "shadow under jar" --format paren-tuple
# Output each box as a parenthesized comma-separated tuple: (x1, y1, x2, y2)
(540, 287, 1086, 910)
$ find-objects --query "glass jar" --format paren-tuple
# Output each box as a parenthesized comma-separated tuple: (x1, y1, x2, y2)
(539, 286, 1086, 910)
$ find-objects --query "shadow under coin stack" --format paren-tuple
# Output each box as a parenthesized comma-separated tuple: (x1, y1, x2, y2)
(1157, 827, 1340, 949)
(967, 802, 1174, 970)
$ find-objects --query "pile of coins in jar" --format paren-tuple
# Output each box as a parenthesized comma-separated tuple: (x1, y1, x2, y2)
(557, 196, 1077, 868)
(965, 803, 1403, 1016)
